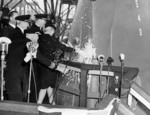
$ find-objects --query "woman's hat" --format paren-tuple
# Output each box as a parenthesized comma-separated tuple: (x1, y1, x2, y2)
(25, 27, 41, 35)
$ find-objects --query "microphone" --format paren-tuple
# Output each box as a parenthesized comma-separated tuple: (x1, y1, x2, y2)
(24, 42, 39, 62)
(0, 37, 11, 100)
(119, 53, 125, 98)
(0, 37, 11, 54)
(26, 42, 39, 53)
(119, 53, 125, 62)
(97, 54, 105, 102)
(106, 57, 114, 65)
(97, 55, 105, 63)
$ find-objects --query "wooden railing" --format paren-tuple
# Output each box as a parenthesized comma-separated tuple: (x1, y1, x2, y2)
(59, 61, 139, 107)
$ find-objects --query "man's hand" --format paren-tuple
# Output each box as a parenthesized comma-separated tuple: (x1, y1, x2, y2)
(24, 52, 32, 62)
(24, 51, 37, 62)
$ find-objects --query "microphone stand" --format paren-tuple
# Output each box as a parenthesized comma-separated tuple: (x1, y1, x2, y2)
(106, 57, 114, 95)
(1, 51, 5, 100)
(119, 60, 124, 98)
(27, 53, 33, 103)
(98, 61, 103, 102)
(26, 42, 39, 103)
(0, 43, 8, 100)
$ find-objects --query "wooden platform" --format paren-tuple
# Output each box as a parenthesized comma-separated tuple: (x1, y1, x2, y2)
(0, 100, 71, 115)
(0, 100, 83, 115)
(0, 101, 39, 115)
(0, 98, 135, 115)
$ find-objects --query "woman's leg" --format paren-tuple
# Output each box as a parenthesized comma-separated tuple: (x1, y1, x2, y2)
(37, 89, 47, 104)
(47, 87, 55, 105)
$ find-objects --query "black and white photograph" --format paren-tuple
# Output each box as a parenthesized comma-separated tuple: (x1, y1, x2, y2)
(0, 0, 150, 115)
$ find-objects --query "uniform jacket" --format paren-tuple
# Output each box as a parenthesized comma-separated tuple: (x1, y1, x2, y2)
(6, 27, 30, 77)
(1, 24, 15, 38)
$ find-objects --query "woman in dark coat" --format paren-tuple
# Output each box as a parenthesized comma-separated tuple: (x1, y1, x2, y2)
(37, 20, 73, 104)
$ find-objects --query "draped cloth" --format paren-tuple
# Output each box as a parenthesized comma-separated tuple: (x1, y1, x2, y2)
(38, 94, 119, 115)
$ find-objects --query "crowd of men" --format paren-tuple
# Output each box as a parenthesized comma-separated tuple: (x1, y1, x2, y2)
(0, 10, 74, 104)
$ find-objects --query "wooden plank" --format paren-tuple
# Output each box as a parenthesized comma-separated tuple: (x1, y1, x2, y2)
(59, 84, 79, 95)
(79, 70, 88, 107)
(59, 63, 114, 76)
(0, 101, 39, 115)
(59, 84, 99, 98)
(88, 70, 114, 76)
(0, 101, 84, 115)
